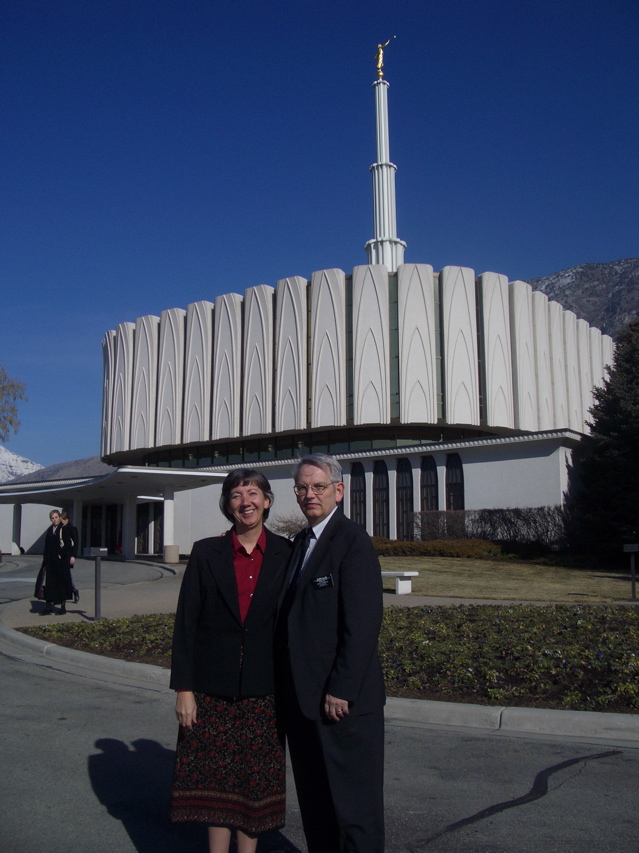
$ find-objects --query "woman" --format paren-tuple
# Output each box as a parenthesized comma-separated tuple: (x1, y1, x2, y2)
(34, 509, 74, 615)
(169, 469, 292, 853)
(60, 511, 80, 603)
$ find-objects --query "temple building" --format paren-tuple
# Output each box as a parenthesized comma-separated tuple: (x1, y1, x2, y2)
(0, 59, 613, 560)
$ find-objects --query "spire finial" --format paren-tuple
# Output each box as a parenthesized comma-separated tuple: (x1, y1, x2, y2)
(366, 39, 406, 271)
(375, 36, 396, 79)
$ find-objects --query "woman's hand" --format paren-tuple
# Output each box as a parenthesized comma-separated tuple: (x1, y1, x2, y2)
(175, 691, 198, 728)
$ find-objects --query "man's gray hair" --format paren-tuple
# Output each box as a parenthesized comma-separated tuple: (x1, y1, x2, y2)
(292, 453, 343, 483)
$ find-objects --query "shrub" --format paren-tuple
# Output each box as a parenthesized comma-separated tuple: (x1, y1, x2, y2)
(372, 538, 500, 558)
(23, 604, 639, 712)
(413, 506, 565, 549)
(379, 603, 639, 712)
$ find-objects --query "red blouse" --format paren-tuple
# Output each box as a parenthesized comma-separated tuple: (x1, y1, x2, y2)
(231, 527, 266, 624)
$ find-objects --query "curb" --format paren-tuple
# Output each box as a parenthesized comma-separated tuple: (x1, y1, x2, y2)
(0, 621, 170, 687)
(1, 620, 637, 742)
(384, 696, 639, 740)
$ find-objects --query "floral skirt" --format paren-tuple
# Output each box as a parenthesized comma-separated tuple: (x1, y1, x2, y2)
(169, 693, 285, 836)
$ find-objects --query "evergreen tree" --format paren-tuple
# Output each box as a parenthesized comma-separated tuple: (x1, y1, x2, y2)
(565, 319, 639, 560)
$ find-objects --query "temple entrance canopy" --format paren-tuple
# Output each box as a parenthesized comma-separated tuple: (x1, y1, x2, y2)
(0, 457, 224, 562)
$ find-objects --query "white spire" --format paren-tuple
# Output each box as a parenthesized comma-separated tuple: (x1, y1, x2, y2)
(365, 72, 406, 272)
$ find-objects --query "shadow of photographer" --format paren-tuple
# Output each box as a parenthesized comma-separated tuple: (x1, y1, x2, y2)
(88, 738, 300, 853)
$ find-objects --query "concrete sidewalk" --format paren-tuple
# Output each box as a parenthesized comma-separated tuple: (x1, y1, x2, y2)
(0, 567, 185, 629)
(0, 562, 638, 745)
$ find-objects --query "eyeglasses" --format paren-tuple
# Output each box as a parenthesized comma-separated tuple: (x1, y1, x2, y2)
(293, 482, 337, 496)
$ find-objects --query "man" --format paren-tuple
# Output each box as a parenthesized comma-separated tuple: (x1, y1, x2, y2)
(275, 453, 385, 853)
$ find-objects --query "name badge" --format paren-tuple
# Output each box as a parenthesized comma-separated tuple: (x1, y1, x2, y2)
(312, 574, 334, 589)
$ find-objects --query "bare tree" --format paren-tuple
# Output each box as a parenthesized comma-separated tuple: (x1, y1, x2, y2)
(0, 364, 27, 442)
(268, 512, 307, 540)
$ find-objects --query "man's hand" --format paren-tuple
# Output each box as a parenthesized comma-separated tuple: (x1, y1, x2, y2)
(175, 691, 198, 728)
(324, 693, 350, 722)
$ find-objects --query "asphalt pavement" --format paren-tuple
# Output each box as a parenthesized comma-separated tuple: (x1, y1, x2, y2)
(1, 555, 638, 852)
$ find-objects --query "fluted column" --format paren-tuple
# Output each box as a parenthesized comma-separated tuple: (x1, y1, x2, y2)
(365, 79, 406, 271)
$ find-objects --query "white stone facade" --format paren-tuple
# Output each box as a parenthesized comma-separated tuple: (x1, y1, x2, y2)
(101, 263, 613, 459)
(164, 432, 580, 548)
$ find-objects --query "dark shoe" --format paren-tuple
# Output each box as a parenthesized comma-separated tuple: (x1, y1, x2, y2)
(58, 605, 67, 615)
(42, 605, 53, 615)
(73, 588, 80, 604)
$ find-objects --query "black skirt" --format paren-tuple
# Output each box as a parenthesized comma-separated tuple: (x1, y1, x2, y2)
(169, 693, 285, 836)
(36, 560, 73, 603)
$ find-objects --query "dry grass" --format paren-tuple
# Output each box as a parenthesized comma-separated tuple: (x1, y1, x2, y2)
(379, 556, 633, 602)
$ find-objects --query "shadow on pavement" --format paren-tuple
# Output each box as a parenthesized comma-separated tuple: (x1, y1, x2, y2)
(88, 738, 301, 853)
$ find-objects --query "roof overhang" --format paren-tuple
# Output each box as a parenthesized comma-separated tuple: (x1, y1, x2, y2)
(0, 466, 226, 506)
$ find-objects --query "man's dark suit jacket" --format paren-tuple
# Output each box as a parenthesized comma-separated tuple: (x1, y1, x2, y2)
(281, 511, 385, 720)
(171, 527, 291, 697)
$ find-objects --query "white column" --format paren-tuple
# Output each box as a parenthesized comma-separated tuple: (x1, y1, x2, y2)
(11, 504, 22, 555)
(364, 460, 374, 535)
(341, 469, 351, 518)
(411, 456, 422, 541)
(411, 455, 421, 511)
(388, 462, 397, 540)
(121, 496, 137, 561)
(365, 79, 406, 271)
(163, 486, 179, 563)
(436, 457, 447, 512)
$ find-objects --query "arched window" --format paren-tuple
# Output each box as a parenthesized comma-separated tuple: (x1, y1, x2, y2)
(373, 460, 389, 539)
(420, 456, 439, 511)
(350, 462, 366, 528)
(396, 458, 414, 541)
(445, 453, 465, 510)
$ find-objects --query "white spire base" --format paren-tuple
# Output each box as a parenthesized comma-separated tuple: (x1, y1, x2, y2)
(367, 78, 406, 273)
(365, 236, 406, 271)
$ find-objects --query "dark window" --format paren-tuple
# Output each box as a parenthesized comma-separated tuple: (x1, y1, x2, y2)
(90, 505, 103, 548)
(420, 456, 439, 511)
(136, 503, 150, 554)
(81, 505, 89, 553)
(105, 504, 120, 555)
(373, 460, 389, 539)
(350, 462, 366, 528)
(396, 458, 414, 541)
(153, 502, 163, 555)
(445, 453, 465, 510)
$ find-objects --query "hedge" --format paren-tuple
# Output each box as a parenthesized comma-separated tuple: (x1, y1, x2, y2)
(371, 537, 501, 558)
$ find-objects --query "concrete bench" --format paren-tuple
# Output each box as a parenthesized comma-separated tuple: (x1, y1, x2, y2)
(381, 571, 418, 595)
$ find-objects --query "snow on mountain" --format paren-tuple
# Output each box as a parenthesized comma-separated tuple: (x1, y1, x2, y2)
(0, 446, 43, 484)
(527, 257, 639, 339)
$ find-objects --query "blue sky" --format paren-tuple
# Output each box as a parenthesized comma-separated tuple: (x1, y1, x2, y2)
(2, 0, 638, 467)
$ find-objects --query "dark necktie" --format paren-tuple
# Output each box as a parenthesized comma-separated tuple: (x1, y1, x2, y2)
(276, 528, 313, 649)
(287, 527, 313, 592)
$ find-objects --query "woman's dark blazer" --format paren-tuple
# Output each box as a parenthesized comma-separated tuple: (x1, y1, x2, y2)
(170, 526, 292, 698)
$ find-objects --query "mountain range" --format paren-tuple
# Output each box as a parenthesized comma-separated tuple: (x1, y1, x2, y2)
(527, 257, 639, 340)
(0, 445, 43, 484)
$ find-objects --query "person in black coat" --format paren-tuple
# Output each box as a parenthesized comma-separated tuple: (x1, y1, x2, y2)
(35, 509, 74, 615)
(275, 453, 386, 853)
(60, 511, 80, 603)
(169, 469, 292, 853)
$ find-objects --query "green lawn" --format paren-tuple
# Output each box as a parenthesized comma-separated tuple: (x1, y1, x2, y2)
(380, 556, 633, 602)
